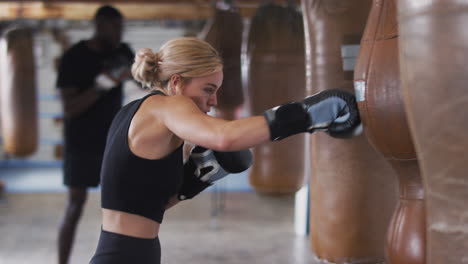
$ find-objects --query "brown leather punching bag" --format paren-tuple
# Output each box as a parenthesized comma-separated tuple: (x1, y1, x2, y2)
(246, 2, 306, 195)
(199, 0, 244, 120)
(354, 0, 426, 263)
(398, 1, 468, 263)
(0, 27, 38, 157)
(302, 0, 398, 262)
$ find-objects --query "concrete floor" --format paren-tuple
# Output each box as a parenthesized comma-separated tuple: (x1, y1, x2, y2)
(0, 191, 316, 264)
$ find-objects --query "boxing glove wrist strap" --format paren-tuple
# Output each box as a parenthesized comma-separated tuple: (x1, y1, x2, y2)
(263, 102, 308, 141)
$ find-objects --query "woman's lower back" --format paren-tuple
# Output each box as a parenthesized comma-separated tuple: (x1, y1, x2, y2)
(102, 209, 160, 239)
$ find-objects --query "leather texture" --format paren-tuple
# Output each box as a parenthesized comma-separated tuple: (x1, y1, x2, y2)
(246, 3, 306, 195)
(199, 1, 244, 120)
(398, 0, 468, 263)
(354, 1, 426, 263)
(386, 160, 426, 264)
(302, 0, 398, 262)
(0, 26, 38, 157)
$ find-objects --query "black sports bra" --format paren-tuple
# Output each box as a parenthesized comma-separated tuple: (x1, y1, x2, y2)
(100, 91, 183, 223)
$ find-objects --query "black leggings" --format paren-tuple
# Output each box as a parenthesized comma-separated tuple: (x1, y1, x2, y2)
(89, 230, 161, 264)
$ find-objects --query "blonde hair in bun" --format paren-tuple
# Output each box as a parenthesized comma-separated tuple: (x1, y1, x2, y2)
(131, 48, 160, 88)
(131, 37, 223, 91)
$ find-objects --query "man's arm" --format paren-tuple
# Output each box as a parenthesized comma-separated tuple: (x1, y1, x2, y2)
(59, 86, 100, 118)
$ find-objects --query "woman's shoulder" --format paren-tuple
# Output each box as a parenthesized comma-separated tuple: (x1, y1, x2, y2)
(138, 94, 202, 131)
(146, 94, 196, 110)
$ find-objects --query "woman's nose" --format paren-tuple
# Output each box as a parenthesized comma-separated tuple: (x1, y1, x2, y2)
(209, 94, 218, 106)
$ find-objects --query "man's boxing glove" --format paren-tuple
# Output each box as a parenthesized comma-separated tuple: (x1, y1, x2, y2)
(95, 67, 131, 92)
(95, 72, 119, 92)
(264, 89, 362, 141)
(178, 147, 253, 201)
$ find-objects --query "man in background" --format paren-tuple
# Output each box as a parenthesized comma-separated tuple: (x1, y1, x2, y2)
(56, 5, 134, 264)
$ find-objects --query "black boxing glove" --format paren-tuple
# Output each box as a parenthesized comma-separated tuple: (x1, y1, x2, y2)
(263, 89, 362, 141)
(178, 147, 253, 200)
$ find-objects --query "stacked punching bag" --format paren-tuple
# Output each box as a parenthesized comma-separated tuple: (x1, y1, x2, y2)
(354, 0, 426, 263)
(199, 1, 244, 120)
(0, 27, 38, 157)
(302, 0, 398, 263)
(245, 2, 306, 195)
(398, 0, 468, 263)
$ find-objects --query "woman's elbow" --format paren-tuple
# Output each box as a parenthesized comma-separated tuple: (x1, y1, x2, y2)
(211, 133, 235, 152)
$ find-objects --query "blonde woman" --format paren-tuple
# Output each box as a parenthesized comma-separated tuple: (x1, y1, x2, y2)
(89, 37, 361, 264)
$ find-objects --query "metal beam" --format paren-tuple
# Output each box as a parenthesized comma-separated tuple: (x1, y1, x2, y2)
(0, 3, 213, 20)
(0, 0, 300, 20)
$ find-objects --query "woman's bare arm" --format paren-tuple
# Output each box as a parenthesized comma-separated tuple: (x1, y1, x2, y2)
(155, 95, 271, 151)
(165, 195, 180, 210)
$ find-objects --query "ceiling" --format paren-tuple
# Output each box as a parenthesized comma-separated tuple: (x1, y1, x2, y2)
(0, 0, 301, 20)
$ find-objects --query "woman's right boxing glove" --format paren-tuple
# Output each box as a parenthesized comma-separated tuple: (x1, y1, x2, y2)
(264, 89, 362, 141)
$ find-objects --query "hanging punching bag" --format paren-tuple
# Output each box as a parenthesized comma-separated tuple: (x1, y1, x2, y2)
(302, 0, 398, 262)
(0, 179, 5, 195)
(354, 0, 425, 263)
(0, 27, 38, 157)
(199, 0, 244, 120)
(398, 0, 468, 263)
(245, 2, 306, 195)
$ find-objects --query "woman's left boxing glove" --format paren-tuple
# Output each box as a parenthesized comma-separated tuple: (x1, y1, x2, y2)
(177, 146, 252, 200)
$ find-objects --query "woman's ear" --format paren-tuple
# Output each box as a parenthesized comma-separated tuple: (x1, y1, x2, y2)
(168, 74, 182, 95)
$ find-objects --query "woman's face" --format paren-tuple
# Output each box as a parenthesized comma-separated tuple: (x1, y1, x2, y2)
(181, 71, 223, 113)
